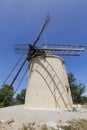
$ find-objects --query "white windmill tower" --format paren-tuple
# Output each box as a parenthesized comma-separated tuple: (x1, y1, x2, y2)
(12, 14, 86, 110)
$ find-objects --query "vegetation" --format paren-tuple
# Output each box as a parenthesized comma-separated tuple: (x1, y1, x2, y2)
(0, 84, 14, 107)
(0, 84, 26, 108)
(0, 119, 87, 130)
(68, 72, 87, 104)
(16, 89, 26, 104)
(18, 123, 35, 130)
(17, 119, 87, 130)
(60, 119, 87, 130)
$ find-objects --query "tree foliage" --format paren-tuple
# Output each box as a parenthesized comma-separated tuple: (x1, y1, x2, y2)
(16, 89, 26, 104)
(0, 84, 14, 107)
(0, 84, 26, 108)
(68, 72, 86, 104)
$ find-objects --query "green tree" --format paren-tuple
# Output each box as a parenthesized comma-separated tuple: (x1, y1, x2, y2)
(16, 89, 26, 104)
(68, 72, 85, 104)
(0, 84, 14, 108)
(81, 96, 87, 104)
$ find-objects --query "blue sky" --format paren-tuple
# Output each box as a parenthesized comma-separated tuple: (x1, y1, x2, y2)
(0, 0, 87, 94)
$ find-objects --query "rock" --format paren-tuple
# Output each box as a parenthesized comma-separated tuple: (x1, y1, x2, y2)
(0, 120, 5, 123)
(46, 121, 57, 127)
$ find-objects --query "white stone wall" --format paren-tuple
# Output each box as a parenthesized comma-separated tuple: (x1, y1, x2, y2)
(25, 55, 73, 110)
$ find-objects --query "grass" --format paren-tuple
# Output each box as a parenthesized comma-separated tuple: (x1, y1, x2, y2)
(59, 119, 87, 130)
(18, 123, 36, 130)
(0, 119, 87, 130)
(18, 119, 87, 130)
(7, 118, 14, 125)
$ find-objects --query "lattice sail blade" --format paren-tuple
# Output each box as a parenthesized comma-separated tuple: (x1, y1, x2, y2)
(39, 44, 86, 56)
(15, 43, 86, 56)
(42, 44, 86, 48)
(33, 14, 50, 46)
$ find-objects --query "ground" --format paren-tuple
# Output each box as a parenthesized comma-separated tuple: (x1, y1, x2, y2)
(0, 105, 87, 130)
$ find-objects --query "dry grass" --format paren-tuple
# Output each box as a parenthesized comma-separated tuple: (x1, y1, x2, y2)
(18, 122, 36, 130)
(0, 119, 14, 130)
(59, 119, 87, 130)
(19, 119, 87, 130)
(0, 119, 87, 130)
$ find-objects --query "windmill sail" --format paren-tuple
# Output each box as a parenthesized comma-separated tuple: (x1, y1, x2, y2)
(33, 14, 50, 46)
(15, 44, 86, 56)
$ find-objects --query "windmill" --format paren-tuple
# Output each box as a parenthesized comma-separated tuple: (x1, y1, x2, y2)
(3, 14, 86, 110)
